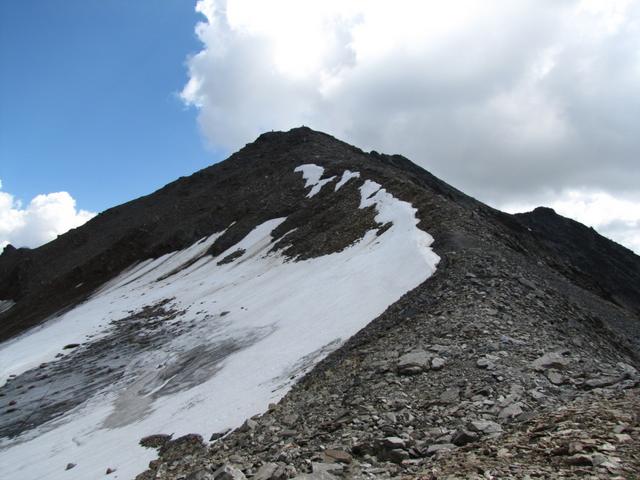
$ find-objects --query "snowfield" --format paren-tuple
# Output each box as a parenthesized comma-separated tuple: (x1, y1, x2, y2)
(0, 165, 439, 480)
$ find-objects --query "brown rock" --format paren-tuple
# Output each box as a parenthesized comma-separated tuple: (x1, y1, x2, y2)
(323, 449, 352, 464)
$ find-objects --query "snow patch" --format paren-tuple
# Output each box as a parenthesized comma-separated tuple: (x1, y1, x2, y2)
(294, 164, 336, 197)
(0, 170, 439, 480)
(335, 170, 361, 191)
(0, 300, 14, 315)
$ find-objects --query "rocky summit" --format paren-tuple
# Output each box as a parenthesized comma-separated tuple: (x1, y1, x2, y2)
(0, 127, 639, 480)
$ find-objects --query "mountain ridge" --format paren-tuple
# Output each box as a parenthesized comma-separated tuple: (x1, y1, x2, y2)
(2, 127, 638, 346)
(0, 127, 639, 479)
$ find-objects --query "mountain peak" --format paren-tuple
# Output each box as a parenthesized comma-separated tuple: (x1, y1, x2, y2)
(1, 130, 639, 479)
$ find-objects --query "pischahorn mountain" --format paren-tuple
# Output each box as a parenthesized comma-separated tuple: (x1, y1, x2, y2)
(0, 127, 638, 480)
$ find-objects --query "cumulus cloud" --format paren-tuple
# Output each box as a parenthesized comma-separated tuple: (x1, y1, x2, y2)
(0, 181, 96, 251)
(182, 0, 640, 253)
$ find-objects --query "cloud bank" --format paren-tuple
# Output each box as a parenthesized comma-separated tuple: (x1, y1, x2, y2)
(0, 181, 95, 251)
(182, 0, 640, 253)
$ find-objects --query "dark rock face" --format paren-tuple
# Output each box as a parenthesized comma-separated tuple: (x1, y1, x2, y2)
(515, 206, 640, 317)
(1, 127, 640, 479)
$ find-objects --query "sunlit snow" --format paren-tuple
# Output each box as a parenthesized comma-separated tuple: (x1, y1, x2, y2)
(294, 164, 336, 197)
(335, 170, 360, 191)
(0, 165, 439, 480)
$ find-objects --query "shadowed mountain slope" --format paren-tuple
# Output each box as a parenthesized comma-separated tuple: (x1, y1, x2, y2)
(516, 206, 640, 317)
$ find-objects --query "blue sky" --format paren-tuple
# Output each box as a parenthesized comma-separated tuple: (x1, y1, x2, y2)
(0, 0, 224, 213)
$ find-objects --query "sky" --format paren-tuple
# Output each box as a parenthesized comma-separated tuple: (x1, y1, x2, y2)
(1, 0, 639, 253)
(0, 0, 219, 248)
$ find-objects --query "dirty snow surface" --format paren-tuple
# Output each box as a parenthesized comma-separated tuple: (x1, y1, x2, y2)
(0, 165, 439, 480)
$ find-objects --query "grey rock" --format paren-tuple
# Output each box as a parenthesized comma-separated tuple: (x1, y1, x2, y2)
(382, 436, 406, 449)
(529, 388, 546, 400)
(431, 357, 446, 370)
(451, 429, 479, 446)
(546, 370, 565, 385)
(531, 351, 570, 371)
(498, 403, 523, 419)
(518, 277, 536, 289)
(187, 471, 215, 480)
(500, 334, 525, 346)
(386, 448, 410, 464)
(323, 449, 352, 464)
(209, 429, 231, 441)
(592, 453, 610, 467)
(397, 350, 431, 374)
(282, 413, 300, 426)
(140, 433, 173, 449)
(253, 463, 289, 480)
(212, 464, 247, 480)
(253, 464, 278, 480)
(476, 355, 498, 370)
(585, 376, 620, 389)
(468, 420, 503, 434)
(311, 463, 343, 474)
(244, 419, 259, 430)
(439, 387, 460, 404)
(566, 454, 594, 466)
(427, 443, 455, 455)
(618, 362, 638, 377)
(293, 473, 337, 480)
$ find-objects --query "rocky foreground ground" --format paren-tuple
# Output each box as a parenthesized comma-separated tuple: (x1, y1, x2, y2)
(136, 387, 639, 479)
(135, 241, 640, 480)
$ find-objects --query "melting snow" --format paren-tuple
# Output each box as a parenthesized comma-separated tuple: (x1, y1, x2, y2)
(335, 170, 360, 191)
(294, 164, 336, 197)
(0, 165, 439, 480)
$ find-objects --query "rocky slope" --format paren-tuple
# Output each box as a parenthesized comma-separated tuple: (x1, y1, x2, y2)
(1, 127, 639, 479)
(136, 205, 640, 479)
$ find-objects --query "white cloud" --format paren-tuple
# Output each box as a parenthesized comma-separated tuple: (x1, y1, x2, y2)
(182, 0, 640, 254)
(0, 182, 95, 251)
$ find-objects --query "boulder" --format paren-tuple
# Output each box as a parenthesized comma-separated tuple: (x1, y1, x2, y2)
(468, 420, 503, 434)
(253, 463, 291, 480)
(213, 464, 247, 480)
(451, 429, 479, 446)
(498, 403, 523, 419)
(323, 449, 352, 464)
(531, 351, 570, 371)
(397, 350, 431, 374)
(293, 473, 337, 480)
(187, 471, 215, 480)
(431, 357, 446, 370)
(546, 370, 565, 385)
